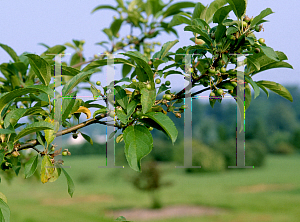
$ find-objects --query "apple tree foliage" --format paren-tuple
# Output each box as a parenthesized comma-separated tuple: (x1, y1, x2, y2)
(0, 0, 294, 219)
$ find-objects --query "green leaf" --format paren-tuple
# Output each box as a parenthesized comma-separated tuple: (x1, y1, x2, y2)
(259, 61, 293, 73)
(0, 43, 19, 62)
(115, 86, 128, 110)
(38, 42, 50, 49)
(62, 70, 94, 96)
(184, 26, 212, 46)
(163, 2, 196, 19)
(14, 121, 54, 143)
(25, 54, 51, 86)
(40, 45, 66, 58)
(256, 80, 293, 102)
(260, 45, 279, 61)
(44, 117, 59, 145)
(110, 19, 123, 37)
(122, 63, 133, 78)
(140, 88, 156, 114)
(36, 131, 46, 147)
(213, 5, 232, 23)
(205, 0, 227, 23)
(62, 92, 76, 122)
(123, 125, 153, 172)
(245, 76, 260, 99)
(83, 58, 135, 72)
(91, 5, 118, 13)
(144, 112, 178, 144)
(226, 0, 247, 19)
(246, 55, 260, 71)
(61, 167, 75, 197)
(245, 84, 251, 110)
(168, 15, 191, 28)
(0, 193, 7, 204)
(192, 2, 206, 20)
(256, 82, 269, 98)
(248, 51, 292, 75)
(155, 40, 179, 60)
(209, 98, 217, 108)
(0, 199, 10, 222)
(116, 109, 128, 124)
(4, 108, 26, 128)
(215, 24, 226, 43)
(121, 52, 154, 85)
(81, 133, 93, 145)
(126, 100, 139, 117)
(24, 155, 39, 179)
(0, 128, 15, 135)
(103, 28, 113, 41)
(250, 8, 273, 28)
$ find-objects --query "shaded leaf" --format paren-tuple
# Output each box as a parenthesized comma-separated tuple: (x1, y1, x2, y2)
(256, 80, 293, 102)
(61, 167, 75, 197)
(25, 54, 51, 86)
(24, 155, 39, 179)
(123, 125, 153, 172)
(144, 112, 178, 144)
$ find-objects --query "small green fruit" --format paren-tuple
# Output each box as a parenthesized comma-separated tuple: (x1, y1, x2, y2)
(130, 45, 134, 49)
(255, 25, 261, 32)
(220, 67, 226, 73)
(136, 110, 142, 116)
(146, 84, 152, 90)
(20, 106, 24, 108)
(165, 81, 171, 86)
(126, 35, 131, 39)
(204, 63, 210, 69)
(165, 94, 172, 100)
(231, 81, 237, 87)
(227, 35, 236, 41)
(210, 92, 215, 97)
(216, 89, 224, 95)
(96, 81, 101, 86)
(254, 48, 260, 53)
(132, 79, 137, 83)
(149, 127, 153, 131)
(258, 38, 265, 44)
(109, 111, 115, 118)
(218, 60, 224, 66)
(208, 67, 216, 74)
(230, 57, 237, 63)
(62, 151, 68, 156)
(68, 114, 72, 119)
(155, 78, 161, 84)
(0, 120, 4, 125)
(242, 21, 248, 27)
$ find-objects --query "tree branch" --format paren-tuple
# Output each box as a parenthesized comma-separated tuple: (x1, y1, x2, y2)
(7, 113, 109, 155)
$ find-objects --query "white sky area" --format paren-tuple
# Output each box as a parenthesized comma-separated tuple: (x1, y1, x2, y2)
(1, 0, 299, 103)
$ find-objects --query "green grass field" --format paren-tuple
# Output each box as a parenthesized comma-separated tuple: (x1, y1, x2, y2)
(1, 154, 300, 222)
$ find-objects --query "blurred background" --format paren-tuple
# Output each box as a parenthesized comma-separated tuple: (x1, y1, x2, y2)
(1, 0, 300, 221)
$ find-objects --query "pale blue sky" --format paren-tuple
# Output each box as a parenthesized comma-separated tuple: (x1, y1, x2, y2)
(1, 0, 299, 98)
